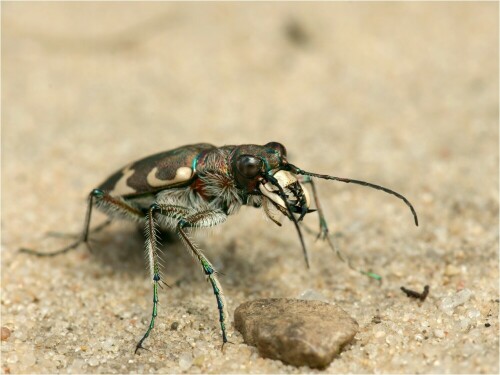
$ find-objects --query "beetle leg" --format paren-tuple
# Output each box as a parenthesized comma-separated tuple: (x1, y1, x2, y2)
(135, 203, 192, 353)
(298, 175, 355, 259)
(298, 177, 382, 281)
(175, 210, 230, 348)
(20, 189, 143, 257)
(300, 176, 352, 271)
(135, 204, 160, 354)
(298, 175, 330, 240)
(298, 176, 345, 259)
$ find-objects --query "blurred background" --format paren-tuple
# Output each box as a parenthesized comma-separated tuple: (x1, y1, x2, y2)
(2, 2, 498, 373)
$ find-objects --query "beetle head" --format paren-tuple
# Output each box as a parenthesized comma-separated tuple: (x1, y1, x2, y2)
(231, 142, 312, 223)
(230, 141, 313, 267)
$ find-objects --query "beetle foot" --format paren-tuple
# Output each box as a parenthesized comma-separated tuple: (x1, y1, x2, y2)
(220, 340, 234, 353)
(134, 341, 150, 355)
(315, 226, 329, 241)
(83, 240, 96, 254)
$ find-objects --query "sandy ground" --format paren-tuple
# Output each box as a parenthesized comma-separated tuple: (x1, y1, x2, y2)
(1, 2, 498, 374)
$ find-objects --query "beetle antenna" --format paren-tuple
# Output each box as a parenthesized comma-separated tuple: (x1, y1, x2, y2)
(287, 164, 418, 226)
(265, 173, 311, 269)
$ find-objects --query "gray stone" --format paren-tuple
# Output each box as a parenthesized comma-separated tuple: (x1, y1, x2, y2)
(234, 298, 359, 369)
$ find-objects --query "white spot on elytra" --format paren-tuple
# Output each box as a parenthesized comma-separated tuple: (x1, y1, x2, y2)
(147, 167, 192, 188)
(110, 165, 136, 196)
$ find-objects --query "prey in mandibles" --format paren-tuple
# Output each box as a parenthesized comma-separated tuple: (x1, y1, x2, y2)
(21, 142, 418, 353)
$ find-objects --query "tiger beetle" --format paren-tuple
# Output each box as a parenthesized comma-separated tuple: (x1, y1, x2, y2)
(20, 142, 418, 353)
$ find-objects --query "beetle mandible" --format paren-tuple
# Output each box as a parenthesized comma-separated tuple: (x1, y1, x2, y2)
(21, 142, 418, 352)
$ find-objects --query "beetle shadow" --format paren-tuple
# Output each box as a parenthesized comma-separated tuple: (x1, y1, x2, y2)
(86, 224, 168, 276)
(163, 233, 294, 298)
(86, 223, 283, 294)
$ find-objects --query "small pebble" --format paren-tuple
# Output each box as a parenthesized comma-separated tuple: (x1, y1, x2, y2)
(459, 317, 471, 330)
(440, 289, 473, 315)
(178, 352, 193, 371)
(385, 334, 398, 346)
(101, 338, 115, 351)
(444, 264, 460, 276)
(67, 359, 85, 374)
(6, 353, 18, 364)
(18, 348, 37, 367)
(467, 308, 481, 319)
(1, 327, 11, 341)
(193, 354, 206, 367)
(434, 329, 445, 338)
(375, 330, 386, 338)
(234, 298, 359, 369)
(88, 357, 100, 367)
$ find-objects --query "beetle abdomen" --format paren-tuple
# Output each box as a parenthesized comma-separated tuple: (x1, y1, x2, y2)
(98, 143, 216, 197)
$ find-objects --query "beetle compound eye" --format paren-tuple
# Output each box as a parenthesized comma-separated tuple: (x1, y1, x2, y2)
(236, 155, 263, 178)
(265, 142, 287, 157)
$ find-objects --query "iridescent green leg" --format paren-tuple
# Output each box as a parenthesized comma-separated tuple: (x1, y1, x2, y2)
(176, 210, 229, 348)
(134, 203, 159, 353)
(135, 276, 159, 354)
(135, 204, 191, 353)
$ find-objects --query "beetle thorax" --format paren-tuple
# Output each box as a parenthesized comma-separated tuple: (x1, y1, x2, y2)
(199, 172, 243, 214)
(189, 147, 245, 215)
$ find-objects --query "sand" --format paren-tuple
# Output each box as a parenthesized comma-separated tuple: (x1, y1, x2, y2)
(2, 2, 498, 373)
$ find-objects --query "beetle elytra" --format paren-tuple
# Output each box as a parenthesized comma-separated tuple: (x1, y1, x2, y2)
(21, 142, 418, 352)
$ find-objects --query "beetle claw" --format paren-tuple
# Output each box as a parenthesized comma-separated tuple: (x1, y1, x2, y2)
(134, 342, 150, 355)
